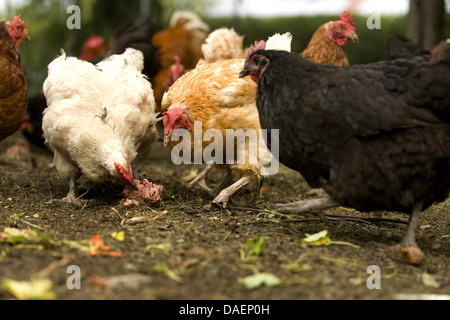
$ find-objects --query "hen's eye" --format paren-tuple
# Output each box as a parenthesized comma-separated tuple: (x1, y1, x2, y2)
(254, 57, 260, 64)
(338, 24, 343, 29)
(174, 118, 181, 125)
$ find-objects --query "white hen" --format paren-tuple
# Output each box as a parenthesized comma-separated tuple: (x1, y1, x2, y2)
(43, 48, 158, 207)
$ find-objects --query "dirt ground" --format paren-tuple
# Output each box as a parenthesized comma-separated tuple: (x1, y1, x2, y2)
(0, 131, 449, 301)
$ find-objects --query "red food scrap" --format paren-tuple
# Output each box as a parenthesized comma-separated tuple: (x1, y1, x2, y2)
(122, 179, 164, 207)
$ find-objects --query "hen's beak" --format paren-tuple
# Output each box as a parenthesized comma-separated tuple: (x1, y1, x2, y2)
(131, 180, 138, 191)
(163, 131, 172, 147)
(23, 31, 31, 41)
(348, 31, 358, 43)
(239, 68, 250, 78)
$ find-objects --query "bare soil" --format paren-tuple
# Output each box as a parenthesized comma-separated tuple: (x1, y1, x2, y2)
(0, 131, 449, 301)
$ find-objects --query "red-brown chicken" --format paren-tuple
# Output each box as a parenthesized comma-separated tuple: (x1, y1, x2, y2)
(300, 11, 358, 66)
(0, 15, 29, 143)
(151, 11, 210, 109)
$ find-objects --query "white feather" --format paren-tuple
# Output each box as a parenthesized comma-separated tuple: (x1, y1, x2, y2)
(266, 32, 292, 52)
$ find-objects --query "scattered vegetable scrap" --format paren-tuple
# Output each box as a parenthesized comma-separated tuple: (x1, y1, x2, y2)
(247, 236, 266, 257)
(110, 231, 125, 241)
(241, 273, 281, 289)
(122, 179, 164, 206)
(421, 272, 441, 289)
(0, 227, 51, 246)
(301, 230, 359, 248)
(88, 234, 122, 257)
(240, 236, 266, 261)
(2, 278, 56, 300)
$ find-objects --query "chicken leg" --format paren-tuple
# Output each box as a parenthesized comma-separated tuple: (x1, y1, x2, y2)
(397, 202, 424, 265)
(273, 197, 340, 221)
(51, 176, 86, 209)
(273, 197, 339, 215)
(211, 175, 254, 208)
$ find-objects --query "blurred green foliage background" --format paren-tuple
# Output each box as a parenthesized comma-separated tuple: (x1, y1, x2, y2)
(1, 0, 449, 96)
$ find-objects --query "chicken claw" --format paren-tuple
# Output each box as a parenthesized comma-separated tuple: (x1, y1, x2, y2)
(211, 192, 231, 209)
(211, 175, 254, 209)
(54, 195, 89, 209)
(50, 176, 91, 209)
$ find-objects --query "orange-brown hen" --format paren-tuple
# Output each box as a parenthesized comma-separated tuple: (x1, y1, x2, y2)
(161, 34, 291, 208)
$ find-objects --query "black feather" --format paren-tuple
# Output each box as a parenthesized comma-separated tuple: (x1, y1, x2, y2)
(247, 49, 450, 213)
(107, 16, 161, 80)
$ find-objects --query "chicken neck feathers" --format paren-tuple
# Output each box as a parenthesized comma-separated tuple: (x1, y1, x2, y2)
(300, 24, 349, 66)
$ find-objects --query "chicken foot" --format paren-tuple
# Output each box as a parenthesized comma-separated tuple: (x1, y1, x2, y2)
(275, 197, 425, 265)
(52, 176, 88, 209)
(397, 202, 424, 265)
(274, 197, 339, 214)
(273, 197, 340, 221)
(211, 175, 253, 208)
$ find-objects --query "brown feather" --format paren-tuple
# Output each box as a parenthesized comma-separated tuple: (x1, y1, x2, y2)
(300, 24, 349, 66)
(0, 21, 27, 142)
(152, 19, 208, 109)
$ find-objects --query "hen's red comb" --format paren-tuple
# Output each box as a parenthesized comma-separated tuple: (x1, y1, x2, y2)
(13, 15, 25, 25)
(83, 35, 105, 49)
(245, 40, 266, 63)
(340, 11, 356, 29)
(251, 40, 266, 52)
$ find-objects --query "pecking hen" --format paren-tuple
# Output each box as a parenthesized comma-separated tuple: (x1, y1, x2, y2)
(300, 11, 358, 66)
(42, 48, 159, 208)
(239, 43, 450, 265)
(0, 15, 30, 143)
(21, 16, 161, 152)
(161, 33, 291, 208)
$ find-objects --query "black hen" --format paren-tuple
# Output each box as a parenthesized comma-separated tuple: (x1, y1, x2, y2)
(240, 44, 450, 265)
(385, 34, 429, 60)
(104, 16, 161, 81)
(22, 92, 47, 149)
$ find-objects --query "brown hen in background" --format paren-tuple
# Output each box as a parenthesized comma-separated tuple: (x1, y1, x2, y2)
(0, 16, 29, 143)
